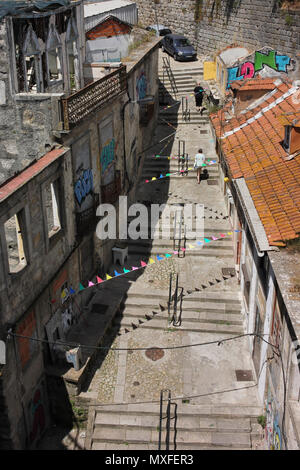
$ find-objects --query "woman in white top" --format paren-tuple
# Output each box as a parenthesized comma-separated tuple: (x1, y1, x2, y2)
(194, 148, 206, 184)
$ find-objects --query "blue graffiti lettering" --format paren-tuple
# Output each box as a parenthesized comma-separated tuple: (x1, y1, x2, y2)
(275, 55, 291, 72)
(226, 66, 244, 88)
(74, 169, 93, 206)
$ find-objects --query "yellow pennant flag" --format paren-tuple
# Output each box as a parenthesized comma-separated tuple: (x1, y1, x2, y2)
(106, 274, 112, 280)
(149, 258, 155, 264)
(188, 244, 194, 249)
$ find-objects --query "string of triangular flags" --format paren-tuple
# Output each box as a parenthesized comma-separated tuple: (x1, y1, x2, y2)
(144, 160, 217, 183)
(67, 230, 241, 295)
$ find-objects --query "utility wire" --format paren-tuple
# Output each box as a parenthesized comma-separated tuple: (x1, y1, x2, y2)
(8, 331, 279, 354)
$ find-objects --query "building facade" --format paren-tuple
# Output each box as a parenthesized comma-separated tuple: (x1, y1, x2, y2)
(0, 0, 159, 449)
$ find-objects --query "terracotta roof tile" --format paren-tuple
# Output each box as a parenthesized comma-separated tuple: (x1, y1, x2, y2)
(210, 79, 300, 244)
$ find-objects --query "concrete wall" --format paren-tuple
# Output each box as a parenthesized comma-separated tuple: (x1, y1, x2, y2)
(135, 0, 300, 56)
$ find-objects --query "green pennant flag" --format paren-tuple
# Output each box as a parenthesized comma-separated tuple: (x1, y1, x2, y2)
(79, 283, 85, 291)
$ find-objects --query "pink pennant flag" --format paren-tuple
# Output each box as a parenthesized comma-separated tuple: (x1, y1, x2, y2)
(132, 266, 138, 270)
(173, 251, 178, 254)
(96, 276, 103, 284)
(88, 281, 95, 287)
(181, 248, 186, 252)
(212, 236, 218, 240)
(219, 233, 226, 238)
(145, 180, 149, 183)
(141, 261, 147, 267)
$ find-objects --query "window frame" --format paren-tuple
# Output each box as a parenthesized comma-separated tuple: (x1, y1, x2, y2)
(41, 171, 65, 252)
(46, 24, 63, 86)
(0, 201, 31, 280)
(23, 25, 44, 93)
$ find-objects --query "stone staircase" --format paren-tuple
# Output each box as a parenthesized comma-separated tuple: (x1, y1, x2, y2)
(141, 157, 219, 181)
(113, 286, 244, 336)
(85, 402, 262, 450)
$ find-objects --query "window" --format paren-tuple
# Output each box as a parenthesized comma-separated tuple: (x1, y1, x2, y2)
(46, 25, 62, 83)
(4, 210, 28, 274)
(44, 179, 62, 239)
(23, 25, 43, 93)
(66, 18, 79, 92)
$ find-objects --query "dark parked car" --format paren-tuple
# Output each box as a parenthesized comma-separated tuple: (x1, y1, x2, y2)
(161, 34, 197, 61)
(146, 24, 172, 37)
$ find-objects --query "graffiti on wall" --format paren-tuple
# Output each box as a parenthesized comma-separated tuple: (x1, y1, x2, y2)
(74, 169, 93, 206)
(29, 385, 46, 444)
(227, 49, 292, 88)
(100, 138, 116, 186)
(136, 71, 147, 100)
(265, 394, 282, 450)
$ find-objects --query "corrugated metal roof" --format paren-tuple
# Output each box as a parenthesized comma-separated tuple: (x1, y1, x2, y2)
(84, 0, 135, 18)
(84, 0, 137, 30)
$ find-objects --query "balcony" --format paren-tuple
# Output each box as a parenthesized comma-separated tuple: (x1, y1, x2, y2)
(61, 66, 127, 130)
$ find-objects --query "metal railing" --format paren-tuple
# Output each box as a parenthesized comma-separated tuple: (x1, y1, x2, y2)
(173, 208, 186, 256)
(61, 66, 127, 130)
(177, 140, 188, 175)
(158, 389, 177, 450)
(168, 273, 183, 326)
(181, 96, 190, 122)
(162, 56, 178, 98)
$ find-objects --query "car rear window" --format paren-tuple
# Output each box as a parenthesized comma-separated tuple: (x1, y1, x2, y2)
(175, 38, 192, 47)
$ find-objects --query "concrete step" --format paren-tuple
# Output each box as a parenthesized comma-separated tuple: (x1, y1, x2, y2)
(125, 289, 241, 304)
(115, 317, 244, 335)
(128, 246, 234, 258)
(90, 402, 262, 417)
(126, 239, 233, 248)
(119, 309, 243, 325)
(94, 413, 251, 432)
(91, 441, 250, 450)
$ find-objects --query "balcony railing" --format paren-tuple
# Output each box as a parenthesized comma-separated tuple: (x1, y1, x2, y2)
(61, 66, 127, 130)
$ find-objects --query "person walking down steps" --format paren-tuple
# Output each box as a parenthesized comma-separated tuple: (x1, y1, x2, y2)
(193, 82, 205, 113)
(194, 148, 206, 184)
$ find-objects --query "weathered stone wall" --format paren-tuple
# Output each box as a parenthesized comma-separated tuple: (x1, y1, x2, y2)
(135, 0, 300, 57)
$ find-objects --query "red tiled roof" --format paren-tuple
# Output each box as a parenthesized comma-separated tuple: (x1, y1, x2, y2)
(230, 77, 277, 92)
(0, 148, 66, 203)
(210, 79, 300, 245)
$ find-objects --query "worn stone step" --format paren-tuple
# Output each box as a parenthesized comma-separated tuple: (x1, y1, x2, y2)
(91, 427, 251, 448)
(126, 239, 233, 249)
(128, 246, 234, 258)
(119, 310, 242, 325)
(91, 441, 250, 450)
(125, 290, 241, 304)
(94, 413, 251, 432)
(116, 318, 244, 335)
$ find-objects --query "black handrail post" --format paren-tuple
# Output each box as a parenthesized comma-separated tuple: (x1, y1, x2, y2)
(158, 390, 163, 450)
(165, 391, 171, 451)
(173, 273, 179, 325)
(168, 272, 172, 324)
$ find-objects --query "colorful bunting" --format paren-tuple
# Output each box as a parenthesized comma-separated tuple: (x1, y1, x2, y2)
(74, 231, 242, 294)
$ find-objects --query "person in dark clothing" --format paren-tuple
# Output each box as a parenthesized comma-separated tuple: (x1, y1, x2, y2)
(194, 83, 205, 112)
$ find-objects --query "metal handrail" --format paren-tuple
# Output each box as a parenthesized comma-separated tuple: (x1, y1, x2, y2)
(158, 389, 177, 450)
(162, 56, 178, 98)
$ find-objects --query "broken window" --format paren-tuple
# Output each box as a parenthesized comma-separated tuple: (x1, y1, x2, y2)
(66, 18, 79, 92)
(4, 210, 28, 274)
(23, 25, 43, 93)
(46, 25, 62, 83)
(45, 179, 62, 238)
